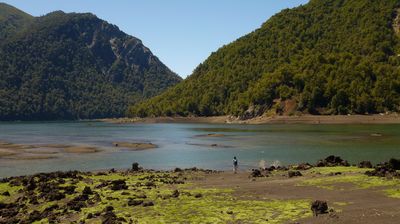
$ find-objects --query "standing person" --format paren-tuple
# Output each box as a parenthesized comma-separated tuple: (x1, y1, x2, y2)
(233, 156, 238, 174)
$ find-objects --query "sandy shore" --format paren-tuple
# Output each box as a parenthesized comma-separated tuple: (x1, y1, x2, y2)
(0, 141, 160, 160)
(101, 114, 400, 125)
(112, 142, 157, 151)
(0, 144, 100, 160)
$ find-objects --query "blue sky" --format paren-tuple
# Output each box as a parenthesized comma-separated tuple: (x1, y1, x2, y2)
(2, 0, 309, 78)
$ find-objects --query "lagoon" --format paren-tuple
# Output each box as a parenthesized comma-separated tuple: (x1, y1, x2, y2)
(0, 121, 400, 178)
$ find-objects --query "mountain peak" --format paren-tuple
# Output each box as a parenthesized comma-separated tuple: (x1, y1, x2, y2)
(0, 2, 33, 41)
(0, 2, 33, 20)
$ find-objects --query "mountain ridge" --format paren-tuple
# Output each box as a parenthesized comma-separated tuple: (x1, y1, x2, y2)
(0, 3, 181, 120)
(0, 2, 33, 41)
(129, 0, 400, 118)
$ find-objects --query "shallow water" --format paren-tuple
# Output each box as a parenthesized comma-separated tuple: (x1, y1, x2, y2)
(0, 121, 400, 177)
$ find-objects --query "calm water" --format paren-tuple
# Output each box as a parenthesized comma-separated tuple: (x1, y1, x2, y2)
(0, 121, 400, 178)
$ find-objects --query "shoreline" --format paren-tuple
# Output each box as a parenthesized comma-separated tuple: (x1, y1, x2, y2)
(100, 114, 400, 125)
(1, 157, 400, 223)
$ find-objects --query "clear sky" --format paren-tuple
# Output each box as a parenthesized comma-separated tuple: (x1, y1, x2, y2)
(2, 0, 309, 78)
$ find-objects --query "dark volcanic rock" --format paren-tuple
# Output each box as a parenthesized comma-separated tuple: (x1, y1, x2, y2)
(174, 167, 183, 172)
(251, 169, 263, 178)
(67, 194, 89, 211)
(27, 210, 43, 223)
(0, 202, 7, 209)
(136, 194, 147, 199)
(29, 196, 39, 205)
(67, 200, 86, 212)
(328, 172, 342, 176)
(83, 186, 93, 195)
(266, 166, 276, 172)
(288, 171, 303, 178)
(365, 158, 400, 178)
(316, 155, 350, 167)
(131, 162, 141, 171)
(25, 177, 37, 191)
(110, 180, 128, 191)
(142, 201, 154, 207)
(45, 191, 66, 201)
(0, 203, 19, 218)
(358, 161, 373, 168)
(389, 158, 400, 170)
(128, 199, 143, 206)
(43, 204, 59, 213)
(88, 193, 102, 205)
(171, 190, 180, 198)
(144, 181, 156, 188)
(63, 185, 76, 195)
(95, 181, 109, 189)
(0, 178, 9, 183)
(87, 213, 94, 219)
(102, 211, 119, 224)
(296, 163, 313, 170)
(104, 206, 114, 212)
(194, 193, 202, 198)
(311, 200, 328, 216)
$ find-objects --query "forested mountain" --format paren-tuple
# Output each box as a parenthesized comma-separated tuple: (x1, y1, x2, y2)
(0, 3, 181, 120)
(129, 0, 400, 118)
(0, 2, 33, 41)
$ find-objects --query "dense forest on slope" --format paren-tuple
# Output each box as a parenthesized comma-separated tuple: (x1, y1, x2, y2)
(0, 3, 33, 41)
(129, 0, 400, 118)
(0, 4, 181, 120)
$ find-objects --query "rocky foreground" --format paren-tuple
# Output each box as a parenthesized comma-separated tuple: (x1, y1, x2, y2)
(1, 158, 400, 224)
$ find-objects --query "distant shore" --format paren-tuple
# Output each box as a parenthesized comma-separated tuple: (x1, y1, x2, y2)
(100, 114, 400, 125)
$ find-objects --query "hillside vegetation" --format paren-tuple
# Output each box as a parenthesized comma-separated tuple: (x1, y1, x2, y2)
(0, 2, 33, 41)
(129, 0, 400, 118)
(0, 4, 181, 120)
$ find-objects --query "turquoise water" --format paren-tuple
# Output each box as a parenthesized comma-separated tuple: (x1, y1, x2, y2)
(0, 121, 400, 177)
